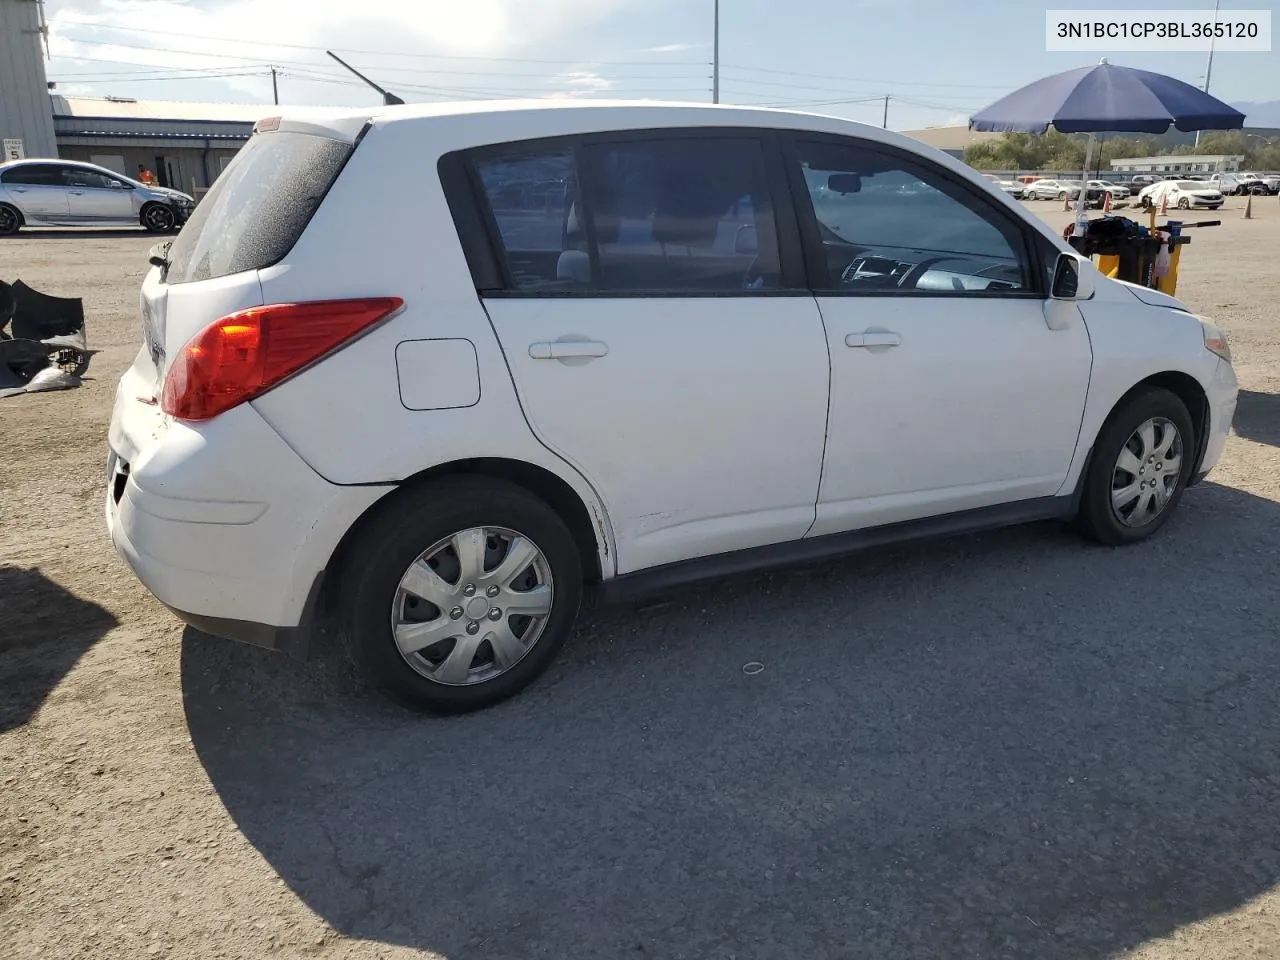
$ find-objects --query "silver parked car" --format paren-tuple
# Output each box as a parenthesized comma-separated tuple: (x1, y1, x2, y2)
(0, 159, 195, 236)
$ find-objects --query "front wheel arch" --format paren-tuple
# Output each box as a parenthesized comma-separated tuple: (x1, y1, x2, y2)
(1071, 370, 1211, 511)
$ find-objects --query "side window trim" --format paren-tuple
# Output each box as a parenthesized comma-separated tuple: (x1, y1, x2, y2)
(779, 131, 1048, 299)
(442, 127, 812, 298)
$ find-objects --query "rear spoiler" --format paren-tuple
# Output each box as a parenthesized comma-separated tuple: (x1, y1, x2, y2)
(253, 113, 372, 144)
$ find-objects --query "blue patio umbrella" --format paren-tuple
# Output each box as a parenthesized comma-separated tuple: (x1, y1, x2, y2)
(970, 60, 1246, 229)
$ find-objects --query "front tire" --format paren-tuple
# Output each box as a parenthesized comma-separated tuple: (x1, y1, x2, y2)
(1177, 198, 1190, 210)
(141, 203, 176, 233)
(1076, 387, 1195, 546)
(338, 477, 584, 714)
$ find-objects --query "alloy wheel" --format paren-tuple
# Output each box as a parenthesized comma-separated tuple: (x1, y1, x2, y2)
(1110, 417, 1183, 528)
(390, 526, 554, 685)
(144, 205, 175, 231)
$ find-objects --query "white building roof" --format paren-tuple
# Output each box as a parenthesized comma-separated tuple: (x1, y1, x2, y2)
(49, 95, 342, 123)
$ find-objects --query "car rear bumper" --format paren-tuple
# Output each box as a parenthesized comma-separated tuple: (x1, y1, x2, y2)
(105, 356, 392, 651)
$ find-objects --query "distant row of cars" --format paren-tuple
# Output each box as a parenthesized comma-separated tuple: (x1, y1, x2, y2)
(982, 171, 1279, 208)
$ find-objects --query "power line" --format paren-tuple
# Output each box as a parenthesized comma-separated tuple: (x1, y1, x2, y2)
(52, 17, 707, 65)
(720, 62, 1013, 90)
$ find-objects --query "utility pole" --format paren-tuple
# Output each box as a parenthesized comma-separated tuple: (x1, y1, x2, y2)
(883, 95, 889, 129)
(1195, 0, 1222, 148)
(712, 0, 720, 104)
(270, 67, 279, 105)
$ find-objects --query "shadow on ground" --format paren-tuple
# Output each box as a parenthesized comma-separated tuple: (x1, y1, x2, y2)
(183, 481, 1280, 960)
(0, 565, 119, 731)
(1234, 390, 1280, 447)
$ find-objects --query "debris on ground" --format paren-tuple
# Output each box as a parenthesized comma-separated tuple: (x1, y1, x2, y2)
(0, 279, 93, 399)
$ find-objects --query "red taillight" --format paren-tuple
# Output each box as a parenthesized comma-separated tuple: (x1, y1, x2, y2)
(161, 298, 402, 421)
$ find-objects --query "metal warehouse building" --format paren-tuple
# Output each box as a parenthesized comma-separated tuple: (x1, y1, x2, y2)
(51, 96, 263, 194)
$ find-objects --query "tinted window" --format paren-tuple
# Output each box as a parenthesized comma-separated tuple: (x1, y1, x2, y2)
(1, 165, 62, 186)
(474, 149, 577, 290)
(62, 167, 115, 189)
(165, 130, 352, 285)
(471, 135, 780, 294)
(795, 140, 1030, 294)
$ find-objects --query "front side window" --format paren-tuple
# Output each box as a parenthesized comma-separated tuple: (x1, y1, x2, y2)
(471, 134, 780, 294)
(793, 139, 1032, 294)
(62, 168, 115, 189)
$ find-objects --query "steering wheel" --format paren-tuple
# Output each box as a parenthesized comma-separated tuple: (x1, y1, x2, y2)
(894, 256, 952, 290)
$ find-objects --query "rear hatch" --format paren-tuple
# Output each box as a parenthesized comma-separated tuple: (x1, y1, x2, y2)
(137, 115, 368, 396)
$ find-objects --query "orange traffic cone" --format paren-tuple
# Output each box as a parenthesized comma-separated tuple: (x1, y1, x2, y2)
(1063, 193, 1071, 211)
(1103, 191, 1112, 214)
(1158, 193, 1169, 216)
(1243, 193, 1253, 219)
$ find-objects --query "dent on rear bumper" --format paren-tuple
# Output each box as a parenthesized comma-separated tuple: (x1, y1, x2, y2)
(106, 392, 393, 638)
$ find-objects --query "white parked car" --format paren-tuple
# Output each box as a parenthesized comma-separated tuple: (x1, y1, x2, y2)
(105, 101, 1239, 713)
(0, 159, 195, 234)
(1088, 180, 1130, 199)
(1024, 178, 1083, 200)
(1140, 180, 1224, 210)
(982, 174, 1025, 198)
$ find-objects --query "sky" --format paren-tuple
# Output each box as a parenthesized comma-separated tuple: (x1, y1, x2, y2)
(39, 0, 1280, 131)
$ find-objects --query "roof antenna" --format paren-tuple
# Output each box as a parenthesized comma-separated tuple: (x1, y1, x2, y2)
(325, 51, 405, 105)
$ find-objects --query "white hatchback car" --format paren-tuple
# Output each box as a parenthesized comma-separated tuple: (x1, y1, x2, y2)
(106, 101, 1239, 713)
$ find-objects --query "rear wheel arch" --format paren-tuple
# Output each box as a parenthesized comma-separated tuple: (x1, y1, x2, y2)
(323, 458, 608, 614)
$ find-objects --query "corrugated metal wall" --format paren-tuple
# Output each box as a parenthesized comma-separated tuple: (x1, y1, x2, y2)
(0, 0, 57, 159)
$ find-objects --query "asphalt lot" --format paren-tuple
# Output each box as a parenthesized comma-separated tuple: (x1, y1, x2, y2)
(2, 201, 1280, 959)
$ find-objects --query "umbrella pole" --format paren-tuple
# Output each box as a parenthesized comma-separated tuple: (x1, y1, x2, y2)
(1075, 132, 1095, 235)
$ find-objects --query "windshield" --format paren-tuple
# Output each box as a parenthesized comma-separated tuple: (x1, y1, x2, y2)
(164, 129, 353, 284)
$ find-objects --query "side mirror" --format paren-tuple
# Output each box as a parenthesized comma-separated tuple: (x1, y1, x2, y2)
(828, 173, 862, 195)
(733, 223, 757, 255)
(1051, 252, 1095, 301)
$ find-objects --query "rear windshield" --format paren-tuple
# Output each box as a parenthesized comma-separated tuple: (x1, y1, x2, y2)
(164, 130, 353, 284)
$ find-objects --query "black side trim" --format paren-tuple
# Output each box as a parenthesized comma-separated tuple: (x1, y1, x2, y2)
(592, 496, 1073, 605)
(163, 568, 326, 658)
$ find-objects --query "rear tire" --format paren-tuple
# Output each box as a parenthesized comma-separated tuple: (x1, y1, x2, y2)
(0, 203, 21, 236)
(1075, 387, 1195, 546)
(338, 477, 584, 714)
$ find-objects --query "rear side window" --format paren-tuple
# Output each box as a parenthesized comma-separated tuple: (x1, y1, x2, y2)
(164, 130, 353, 285)
(2, 165, 61, 186)
(469, 134, 781, 295)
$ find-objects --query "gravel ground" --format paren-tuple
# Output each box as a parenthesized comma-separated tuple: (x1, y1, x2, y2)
(2, 199, 1279, 960)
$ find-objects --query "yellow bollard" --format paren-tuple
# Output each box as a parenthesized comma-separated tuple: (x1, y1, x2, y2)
(1096, 254, 1121, 278)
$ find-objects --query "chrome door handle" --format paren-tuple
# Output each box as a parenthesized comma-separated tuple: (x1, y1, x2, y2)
(845, 331, 902, 348)
(11, 188, 27, 193)
(68, 190, 84, 195)
(529, 340, 608, 360)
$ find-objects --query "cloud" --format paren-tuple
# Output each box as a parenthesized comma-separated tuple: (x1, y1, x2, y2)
(544, 70, 614, 98)
(47, 0, 637, 59)
(639, 42, 707, 53)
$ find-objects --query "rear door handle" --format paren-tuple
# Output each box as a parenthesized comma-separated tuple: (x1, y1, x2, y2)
(529, 340, 608, 360)
(845, 331, 902, 348)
